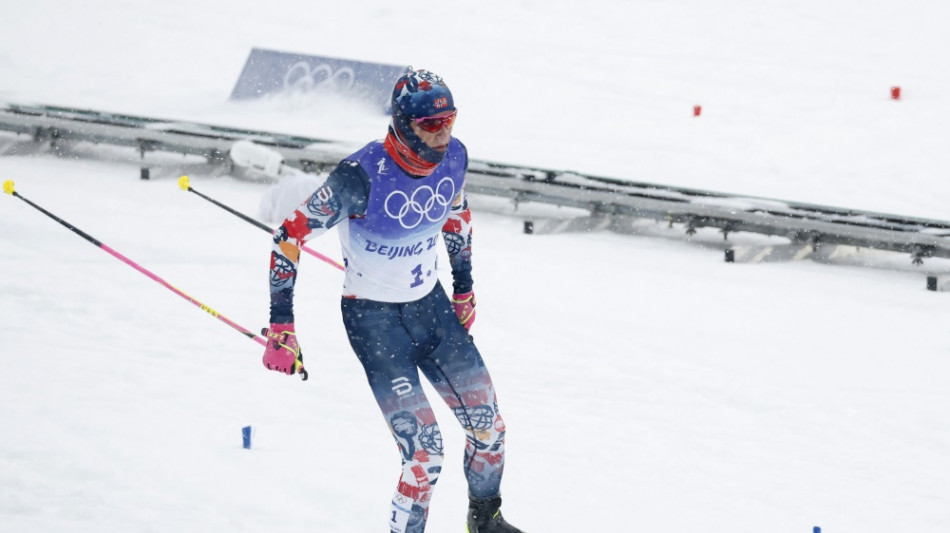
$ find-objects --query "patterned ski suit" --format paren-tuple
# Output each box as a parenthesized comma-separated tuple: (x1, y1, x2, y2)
(269, 138, 507, 533)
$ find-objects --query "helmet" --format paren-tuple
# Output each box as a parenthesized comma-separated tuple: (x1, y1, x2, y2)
(392, 69, 455, 119)
(389, 68, 455, 166)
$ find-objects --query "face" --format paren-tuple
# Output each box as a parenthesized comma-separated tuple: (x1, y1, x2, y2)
(409, 110, 456, 152)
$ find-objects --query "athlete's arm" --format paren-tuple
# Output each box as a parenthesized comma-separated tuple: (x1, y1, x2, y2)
(441, 188, 474, 294)
(269, 161, 370, 323)
(441, 141, 473, 294)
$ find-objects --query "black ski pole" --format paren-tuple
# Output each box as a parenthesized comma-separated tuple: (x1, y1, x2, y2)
(3, 179, 307, 380)
(177, 175, 344, 271)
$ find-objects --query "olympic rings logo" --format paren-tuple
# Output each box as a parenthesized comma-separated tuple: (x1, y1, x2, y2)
(283, 62, 356, 92)
(384, 177, 456, 229)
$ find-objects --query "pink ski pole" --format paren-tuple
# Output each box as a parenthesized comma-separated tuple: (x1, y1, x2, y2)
(178, 175, 344, 271)
(3, 179, 307, 380)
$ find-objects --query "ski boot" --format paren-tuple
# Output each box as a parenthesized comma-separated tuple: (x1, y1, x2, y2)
(466, 496, 524, 533)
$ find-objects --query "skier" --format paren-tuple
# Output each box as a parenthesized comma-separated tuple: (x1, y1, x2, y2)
(261, 68, 525, 533)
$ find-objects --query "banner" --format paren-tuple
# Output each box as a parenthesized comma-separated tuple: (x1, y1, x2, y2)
(229, 48, 406, 113)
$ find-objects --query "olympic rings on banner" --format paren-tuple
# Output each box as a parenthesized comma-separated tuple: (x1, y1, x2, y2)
(283, 62, 356, 92)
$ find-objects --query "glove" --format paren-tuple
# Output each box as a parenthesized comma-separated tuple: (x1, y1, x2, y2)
(450, 292, 476, 331)
(261, 323, 306, 378)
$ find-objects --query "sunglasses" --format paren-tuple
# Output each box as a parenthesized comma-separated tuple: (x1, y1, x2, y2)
(413, 110, 457, 133)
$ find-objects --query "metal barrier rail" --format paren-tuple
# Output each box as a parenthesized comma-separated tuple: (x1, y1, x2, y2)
(3, 102, 949, 264)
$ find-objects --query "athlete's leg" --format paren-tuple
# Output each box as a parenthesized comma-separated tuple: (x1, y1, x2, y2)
(342, 298, 445, 533)
(415, 288, 507, 500)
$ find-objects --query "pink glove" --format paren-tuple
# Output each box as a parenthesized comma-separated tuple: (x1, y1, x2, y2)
(261, 323, 306, 378)
(451, 292, 476, 331)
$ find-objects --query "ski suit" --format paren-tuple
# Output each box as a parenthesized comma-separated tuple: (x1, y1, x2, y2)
(269, 138, 507, 533)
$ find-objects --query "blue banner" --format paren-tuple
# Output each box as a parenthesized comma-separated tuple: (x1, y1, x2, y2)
(229, 48, 406, 113)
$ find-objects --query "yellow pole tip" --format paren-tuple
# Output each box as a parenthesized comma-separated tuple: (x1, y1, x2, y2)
(177, 175, 191, 190)
(2, 180, 14, 195)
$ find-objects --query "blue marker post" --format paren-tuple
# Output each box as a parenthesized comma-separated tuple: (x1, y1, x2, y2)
(242, 426, 253, 449)
(814, 527, 821, 533)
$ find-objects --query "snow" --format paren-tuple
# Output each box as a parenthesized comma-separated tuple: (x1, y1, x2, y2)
(1, 1, 949, 532)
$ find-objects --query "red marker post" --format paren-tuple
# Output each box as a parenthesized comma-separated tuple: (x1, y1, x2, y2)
(693, 105, 702, 117)
(891, 86, 901, 100)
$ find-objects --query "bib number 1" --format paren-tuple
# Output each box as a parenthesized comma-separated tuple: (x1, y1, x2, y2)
(410, 264, 424, 288)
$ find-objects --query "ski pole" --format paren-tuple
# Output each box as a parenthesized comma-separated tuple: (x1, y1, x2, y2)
(2, 179, 307, 381)
(177, 175, 345, 271)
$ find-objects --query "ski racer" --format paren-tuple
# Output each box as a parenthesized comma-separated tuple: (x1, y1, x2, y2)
(261, 68, 525, 533)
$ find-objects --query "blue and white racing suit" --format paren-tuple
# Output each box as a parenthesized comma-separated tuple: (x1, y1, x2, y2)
(269, 138, 507, 533)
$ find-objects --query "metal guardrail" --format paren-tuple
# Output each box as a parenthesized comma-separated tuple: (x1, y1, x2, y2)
(0, 102, 352, 171)
(463, 162, 950, 262)
(3, 102, 950, 265)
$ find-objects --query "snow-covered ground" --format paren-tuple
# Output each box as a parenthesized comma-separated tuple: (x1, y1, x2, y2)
(1, 1, 949, 532)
